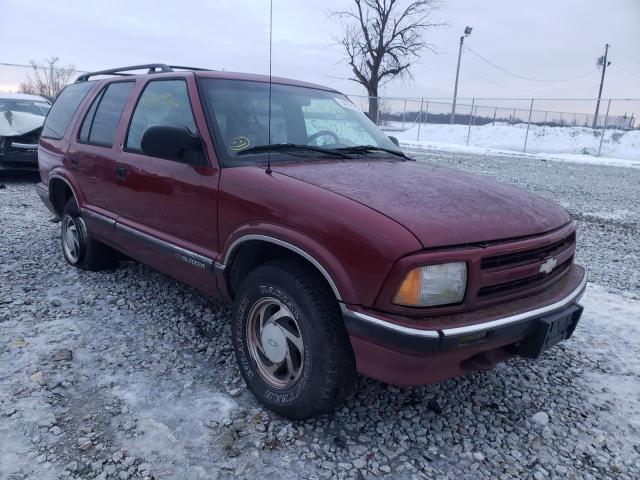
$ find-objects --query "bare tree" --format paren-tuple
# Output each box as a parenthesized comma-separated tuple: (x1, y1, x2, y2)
(332, 0, 444, 123)
(18, 57, 76, 100)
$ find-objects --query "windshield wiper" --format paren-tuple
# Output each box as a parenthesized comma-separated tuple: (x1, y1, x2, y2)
(332, 145, 412, 160)
(236, 143, 350, 159)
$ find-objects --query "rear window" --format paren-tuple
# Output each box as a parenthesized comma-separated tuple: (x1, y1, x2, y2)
(78, 82, 134, 147)
(41, 82, 94, 139)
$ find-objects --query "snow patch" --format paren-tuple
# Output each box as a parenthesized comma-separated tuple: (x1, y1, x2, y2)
(582, 209, 635, 221)
(573, 284, 640, 455)
(113, 376, 237, 478)
(394, 123, 640, 167)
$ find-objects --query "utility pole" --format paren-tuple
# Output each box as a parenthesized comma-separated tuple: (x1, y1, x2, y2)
(49, 62, 55, 98)
(592, 43, 610, 129)
(450, 26, 473, 125)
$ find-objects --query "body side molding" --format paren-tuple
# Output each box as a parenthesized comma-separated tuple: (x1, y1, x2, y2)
(80, 208, 116, 229)
(117, 223, 216, 271)
(77, 207, 218, 273)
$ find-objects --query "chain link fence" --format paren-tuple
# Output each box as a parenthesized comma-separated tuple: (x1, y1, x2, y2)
(348, 95, 639, 159)
(2, 63, 638, 160)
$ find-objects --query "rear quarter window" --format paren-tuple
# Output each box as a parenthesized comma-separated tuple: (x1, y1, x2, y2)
(41, 82, 95, 139)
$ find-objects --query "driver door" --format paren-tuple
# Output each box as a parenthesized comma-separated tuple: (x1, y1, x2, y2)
(110, 76, 221, 292)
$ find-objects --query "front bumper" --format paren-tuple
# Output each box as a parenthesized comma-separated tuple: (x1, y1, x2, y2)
(0, 149, 39, 171)
(342, 264, 586, 385)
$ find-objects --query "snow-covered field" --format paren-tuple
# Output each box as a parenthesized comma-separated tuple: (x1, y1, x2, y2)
(1, 152, 639, 480)
(390, 123, 640, 168)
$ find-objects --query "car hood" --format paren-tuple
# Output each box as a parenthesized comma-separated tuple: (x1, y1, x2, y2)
(273, 159, 570, 248)
(0, 110, 45, 137)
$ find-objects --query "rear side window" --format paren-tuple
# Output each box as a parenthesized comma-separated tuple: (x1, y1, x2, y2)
(41, 82, 94, 139)
(78, 93, 100, 143)
(79, 82, 134, 147)
(126, 80, 196, 152)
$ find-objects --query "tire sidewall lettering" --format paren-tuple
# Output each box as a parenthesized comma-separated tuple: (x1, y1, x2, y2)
(235, 295, 254, 379)
(235, 282, 312, 405)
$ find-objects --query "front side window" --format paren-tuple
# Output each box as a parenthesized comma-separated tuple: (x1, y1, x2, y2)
(126, 80, 197, 152)
(78, 81, 134, 147)
(41, 82, 94, 139)
(200, 78, 397, 167)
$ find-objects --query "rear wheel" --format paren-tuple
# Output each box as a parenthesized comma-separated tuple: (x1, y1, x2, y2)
(61, 197, 117, 271)
(232, 259, 356, 419)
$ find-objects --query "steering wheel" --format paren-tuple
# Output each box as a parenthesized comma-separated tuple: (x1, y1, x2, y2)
(307, 130, 339, 145)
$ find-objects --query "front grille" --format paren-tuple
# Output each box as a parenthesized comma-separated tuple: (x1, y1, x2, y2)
(11, 128, 42, 145)
(481, 232, 575, 270)
(478, 257, 572, 298)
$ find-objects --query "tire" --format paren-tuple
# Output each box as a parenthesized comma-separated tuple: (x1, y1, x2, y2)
(60, 197, 118, 271)
(232, 259, 356, 419)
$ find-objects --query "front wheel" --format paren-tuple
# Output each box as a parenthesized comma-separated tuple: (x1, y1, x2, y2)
(232, 260, 356, 419)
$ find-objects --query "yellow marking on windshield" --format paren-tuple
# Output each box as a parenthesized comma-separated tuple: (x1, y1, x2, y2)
(230, 136, 251, 151)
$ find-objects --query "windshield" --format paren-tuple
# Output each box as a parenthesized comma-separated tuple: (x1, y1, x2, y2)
(200, 78, 399, 166)
(0, 99, 50, 116)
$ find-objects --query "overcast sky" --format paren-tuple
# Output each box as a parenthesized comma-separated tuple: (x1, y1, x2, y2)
(1, 0, 639, 105)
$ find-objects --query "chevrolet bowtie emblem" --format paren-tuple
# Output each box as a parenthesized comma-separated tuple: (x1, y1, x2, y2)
(539, 257, 558, 274)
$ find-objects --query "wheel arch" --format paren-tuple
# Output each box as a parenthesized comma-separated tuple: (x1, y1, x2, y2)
(48, 175, 79, 216)
(222, 233, 355, 303)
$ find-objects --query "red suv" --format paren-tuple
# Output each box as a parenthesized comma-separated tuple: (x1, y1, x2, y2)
(37, 64, 586, 419)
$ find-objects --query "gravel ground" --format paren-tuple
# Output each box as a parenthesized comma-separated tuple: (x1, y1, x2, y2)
(1, 153, 639, 480)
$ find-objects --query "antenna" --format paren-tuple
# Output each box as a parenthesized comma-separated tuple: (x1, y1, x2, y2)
(265, 0, 273, 175)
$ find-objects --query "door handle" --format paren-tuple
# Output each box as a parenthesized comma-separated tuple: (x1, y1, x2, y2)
(115, 165, 128, 179)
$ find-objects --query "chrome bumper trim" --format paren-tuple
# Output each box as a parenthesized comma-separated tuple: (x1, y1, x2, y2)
(11, 142, 38, 150)
(342, 271, 587, 340)
(442, 273, 587, 337)
(340, 306, 441, 339)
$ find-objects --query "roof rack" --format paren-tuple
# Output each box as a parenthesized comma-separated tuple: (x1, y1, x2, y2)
(75, 64, 210, 82)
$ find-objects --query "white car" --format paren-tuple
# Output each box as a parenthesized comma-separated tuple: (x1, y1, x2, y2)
(0, 93, 51, 171)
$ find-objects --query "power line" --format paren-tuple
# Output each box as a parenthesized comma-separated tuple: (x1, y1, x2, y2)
(609, 45, 640, 67)
(0, 62, 89, 73)
(612, 64, 640, 80)
(461, 68, 504, 87)
(464, 46, 597, 83)
(607, 46, 640, 79)
(462, 68, 599, 96)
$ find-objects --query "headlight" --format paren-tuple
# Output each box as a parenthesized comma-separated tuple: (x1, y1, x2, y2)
(394, 262, 467, 307)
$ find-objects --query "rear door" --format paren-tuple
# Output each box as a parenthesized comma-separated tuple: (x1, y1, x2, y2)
(109, 75, 221, 288)
(66, 80, 136, 237)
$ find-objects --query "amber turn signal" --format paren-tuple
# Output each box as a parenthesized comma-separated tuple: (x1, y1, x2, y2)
(394, 268, 422, 305)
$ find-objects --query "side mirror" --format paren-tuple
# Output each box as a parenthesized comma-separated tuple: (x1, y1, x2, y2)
(141, 125, 205, 165)
(388, 135, 400, 147)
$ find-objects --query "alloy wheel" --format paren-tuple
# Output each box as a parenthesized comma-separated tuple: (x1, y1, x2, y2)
(246, 297, 305, 389)
(62, 215, 82, 263)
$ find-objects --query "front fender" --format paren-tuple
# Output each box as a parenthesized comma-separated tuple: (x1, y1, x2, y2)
(221, 223, 357, 303)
